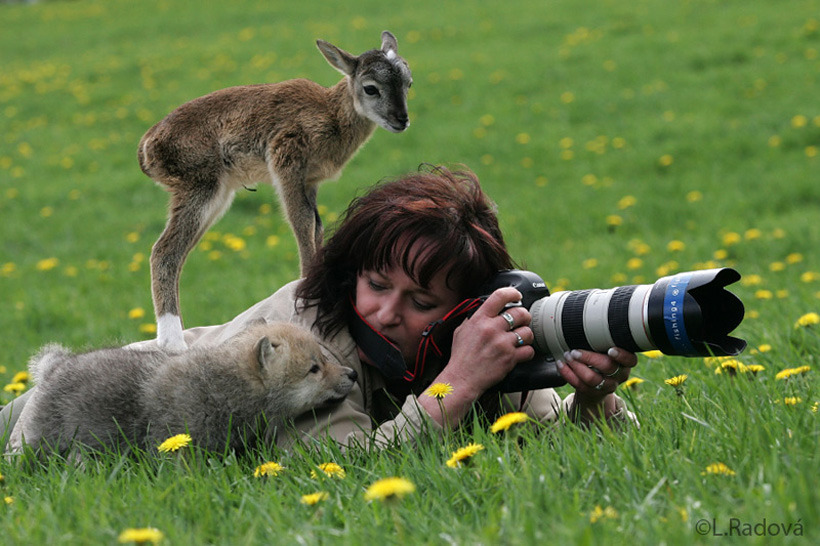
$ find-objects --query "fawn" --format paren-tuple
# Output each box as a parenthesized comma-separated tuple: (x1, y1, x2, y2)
(138, 31, 412, 351)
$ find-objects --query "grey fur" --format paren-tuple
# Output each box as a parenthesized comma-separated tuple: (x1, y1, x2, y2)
(7, 322, 356, 461)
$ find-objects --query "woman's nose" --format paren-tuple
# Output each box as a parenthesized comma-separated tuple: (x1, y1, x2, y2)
(376, 296, 402, 326)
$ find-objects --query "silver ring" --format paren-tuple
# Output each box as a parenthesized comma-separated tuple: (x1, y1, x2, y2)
(594, 378, 606, 390)
(513, 331, 524, 347)
(605, 365, 621, 378)
(501, 311, 515, 331)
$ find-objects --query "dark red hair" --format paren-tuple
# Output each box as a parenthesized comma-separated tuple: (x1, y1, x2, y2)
(297, 165, 514, 337)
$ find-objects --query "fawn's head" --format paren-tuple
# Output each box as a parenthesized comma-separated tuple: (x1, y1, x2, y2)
(317, 31, 412, 133)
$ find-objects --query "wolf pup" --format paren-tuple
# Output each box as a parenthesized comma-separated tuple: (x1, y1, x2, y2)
(7, 322, 357, 461)
(139, 31, 412, 352)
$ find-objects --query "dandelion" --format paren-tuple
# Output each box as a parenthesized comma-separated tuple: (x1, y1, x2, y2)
(621, 377, 644, 390)
(754, 289, 773, 300)
(3, 383, 26, 395)
(617, 195, 636, 209)
(300, 492, 329, 506)
(721, 232, 741, 246)
(4, 496, 13, 505)
(36, 257, 59, 271)
(11, 371, 29, 384)
(139, 323, 157, 335)
(795, 312, 820, 328)
(642, 350, 664, 359)
(118, 527, 164, 544)
(686, 190, 703, 202)
(783, 396, 803, 406)
(745, 364, 765, 374)
(254, 461, 284, 478)
(446, 443, 485, 468)
(426, 382, 453, 399)
(606, 215, 623, 228)
(702, 462, 736, 476)
(490, 411, 529, 433)
(658, 154, 674, 167)
(364, 477, 416, 502)
(776, 365, 811, 380)
(665, 374, 688, 387)
(157, 433, 191, 453)
(714, 359, 747, 375)
(589, 505, 618, 523)
(666, 240, 686, 252)
(128, 307, 146, 320)
(800, 271, 820, 283)
(311, 462, 346, 479)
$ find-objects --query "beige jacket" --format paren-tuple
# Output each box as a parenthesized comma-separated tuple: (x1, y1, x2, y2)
(129, 281, 627, 450)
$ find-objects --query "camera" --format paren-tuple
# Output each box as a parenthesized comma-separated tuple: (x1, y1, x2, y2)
(485, 268, 747, 392)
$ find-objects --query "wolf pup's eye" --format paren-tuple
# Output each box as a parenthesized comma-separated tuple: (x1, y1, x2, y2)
(363, 85, 379, 96)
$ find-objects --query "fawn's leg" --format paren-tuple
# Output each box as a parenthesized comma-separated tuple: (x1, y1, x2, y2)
(151, 182, 235, 350)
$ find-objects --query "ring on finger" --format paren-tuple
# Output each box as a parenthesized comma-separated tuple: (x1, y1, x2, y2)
(594, 378, 606, 391)
(513, 331, 525, 347)
(501, 311, 515, 331)
(604, 364, 621, 378)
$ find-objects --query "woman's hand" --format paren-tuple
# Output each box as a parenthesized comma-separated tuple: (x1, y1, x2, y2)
(419, 287, 535, 426)
(557, 347, 638, 422)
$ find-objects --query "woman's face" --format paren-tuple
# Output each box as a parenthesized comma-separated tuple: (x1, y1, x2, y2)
(354, 264, 461, 366)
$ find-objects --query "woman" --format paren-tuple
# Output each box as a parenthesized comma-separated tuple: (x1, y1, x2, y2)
(1, 166, 637, 452)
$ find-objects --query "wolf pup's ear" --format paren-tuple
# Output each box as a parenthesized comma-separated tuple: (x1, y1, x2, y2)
(256, 336, 276, 369)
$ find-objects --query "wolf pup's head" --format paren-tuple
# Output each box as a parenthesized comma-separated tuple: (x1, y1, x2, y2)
(250, 322, 357, 416)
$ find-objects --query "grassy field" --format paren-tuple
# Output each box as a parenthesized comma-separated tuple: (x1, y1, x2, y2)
(1, 0, 818, 543)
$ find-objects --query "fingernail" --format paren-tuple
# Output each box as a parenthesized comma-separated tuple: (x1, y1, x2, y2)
(608, 347, 620, 359)
(563, 351, 572, 362)
(556, 360, 564, 369)
(570, 349, 583, 360)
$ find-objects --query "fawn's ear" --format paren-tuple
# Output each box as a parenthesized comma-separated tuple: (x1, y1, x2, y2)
(256, 336, 278, 369)
(317, 39, 358, 76)
(380, 31, 398, 56)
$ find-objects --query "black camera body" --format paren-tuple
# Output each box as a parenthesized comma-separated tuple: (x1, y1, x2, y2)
(483, 268, 747, 393)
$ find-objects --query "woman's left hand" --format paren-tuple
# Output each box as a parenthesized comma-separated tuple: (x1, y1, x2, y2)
(557, 347, 638, 419)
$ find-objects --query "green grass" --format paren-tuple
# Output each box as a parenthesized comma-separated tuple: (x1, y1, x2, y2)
(1, 0, 818, 543)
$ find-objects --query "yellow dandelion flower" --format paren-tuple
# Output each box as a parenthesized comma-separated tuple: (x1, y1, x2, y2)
(745, 364, 765, 374)
(642, 350, 664, 359)
(721, 232, 741, 246)
(426, 382, 453, 400)
(582, 258, 598, 269)
(254, 461, 284, 478)
(744, 228, 762, 240)
(800, 271, 820, 283)
(617, 195, 637, 210)
(769, 261, 785, 272)
(754, 289, 773, 300)
(3, 383, 26, 395)
(490, 411, 529, 433)
(621, 377, 644, 389)
(786, 252, 803, 264)
(666, 240, 686, 252)
(300, 492, 329, 506)
(446, 443, 485, 468)
(589, 505, 618, 523)
(606, 215, 623, 227)
(157, 433, 191, 453)
(783, 396, 803, 406)
(364, 477, 415, 502)
(36, 257, 60, 271)
(311, 462, 345, 479)
(139, 323, 157, 335)
(664, 374, 688, 387)
(812, 402, 818, 413)
(128, 307, 146, 320)
(795, 312, 820, 328)
(702, 462, 736, 476)
(11, 371, 30, 384)
(775, 365, 811, 380)
(118, 527, 164, 544)
(4, 496, 14, 505)
(686, 190, 703, 202)
(658, 154, 674, 167)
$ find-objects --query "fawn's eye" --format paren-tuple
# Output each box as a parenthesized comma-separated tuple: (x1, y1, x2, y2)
(363, 85, 380, 96)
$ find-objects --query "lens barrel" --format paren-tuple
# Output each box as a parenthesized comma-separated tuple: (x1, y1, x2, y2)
(530, 268, 746, 360)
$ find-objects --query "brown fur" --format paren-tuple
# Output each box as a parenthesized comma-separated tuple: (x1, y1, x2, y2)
(139, 31, 412, 350)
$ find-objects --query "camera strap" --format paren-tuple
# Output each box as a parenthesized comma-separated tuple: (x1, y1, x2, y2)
(348, 296, 485, 383)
